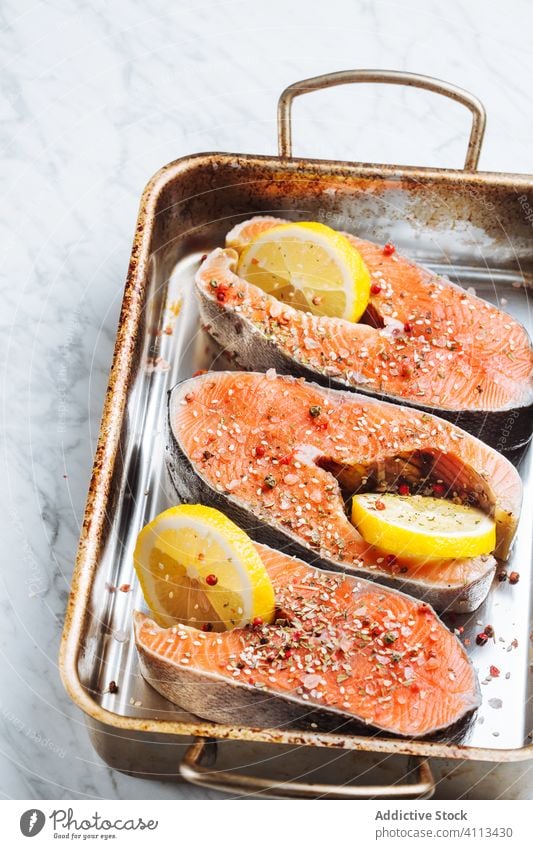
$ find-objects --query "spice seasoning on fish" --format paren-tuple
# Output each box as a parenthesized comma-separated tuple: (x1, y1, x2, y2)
(196, 218, 533, 458)
(205, 574, 218, 586)
(171, 371, 520, 611)
(135, 540, 481, 736)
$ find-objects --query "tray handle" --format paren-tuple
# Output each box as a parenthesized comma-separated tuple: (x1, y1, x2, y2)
(278, 69, 486, 171)
(180, 738, 435, 799)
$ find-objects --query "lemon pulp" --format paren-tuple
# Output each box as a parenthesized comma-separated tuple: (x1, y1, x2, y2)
(133, 504, 276, 631)
(351, 494, 496, 561)
(237, 221, 370, 321)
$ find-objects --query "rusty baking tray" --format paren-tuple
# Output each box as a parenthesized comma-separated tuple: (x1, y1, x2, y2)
(60, 71, 533, 799)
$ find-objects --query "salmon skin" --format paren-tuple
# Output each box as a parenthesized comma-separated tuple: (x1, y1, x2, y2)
(167, 371, 522, 613)
(134, 542, 481, 738)
(195, 216, 533, 452)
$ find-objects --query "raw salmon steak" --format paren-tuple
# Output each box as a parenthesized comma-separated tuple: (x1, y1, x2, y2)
(195, 216, 533, 451)
(134, 543, 480, 738)
(167, 371, 522, 612)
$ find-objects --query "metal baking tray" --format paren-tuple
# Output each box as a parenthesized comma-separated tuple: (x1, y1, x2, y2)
(60, 71, 533, 799)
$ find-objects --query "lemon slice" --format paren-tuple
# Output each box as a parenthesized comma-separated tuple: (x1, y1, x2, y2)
(351, 494, 496, 561)
(133, 504, 276, 631)
(236, 221, 370, 321)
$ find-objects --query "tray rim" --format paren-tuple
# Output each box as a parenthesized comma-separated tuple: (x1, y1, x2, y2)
(59, 149, 533, 764)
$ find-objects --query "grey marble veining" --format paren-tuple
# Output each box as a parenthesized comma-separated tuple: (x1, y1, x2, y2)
(1, 0, 533, 800)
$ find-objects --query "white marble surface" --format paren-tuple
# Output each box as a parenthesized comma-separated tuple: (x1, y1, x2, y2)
(1, 0, 533, 800)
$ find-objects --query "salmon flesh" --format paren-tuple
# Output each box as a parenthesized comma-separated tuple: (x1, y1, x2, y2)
(195, 216, 533, 452)
(167, 371, 522, 613)
(134, 542, 480, 738)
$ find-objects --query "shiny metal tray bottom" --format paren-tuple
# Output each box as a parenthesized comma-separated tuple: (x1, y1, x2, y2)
(90, 247, 533, 749)
(60, 82, 533, 793)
